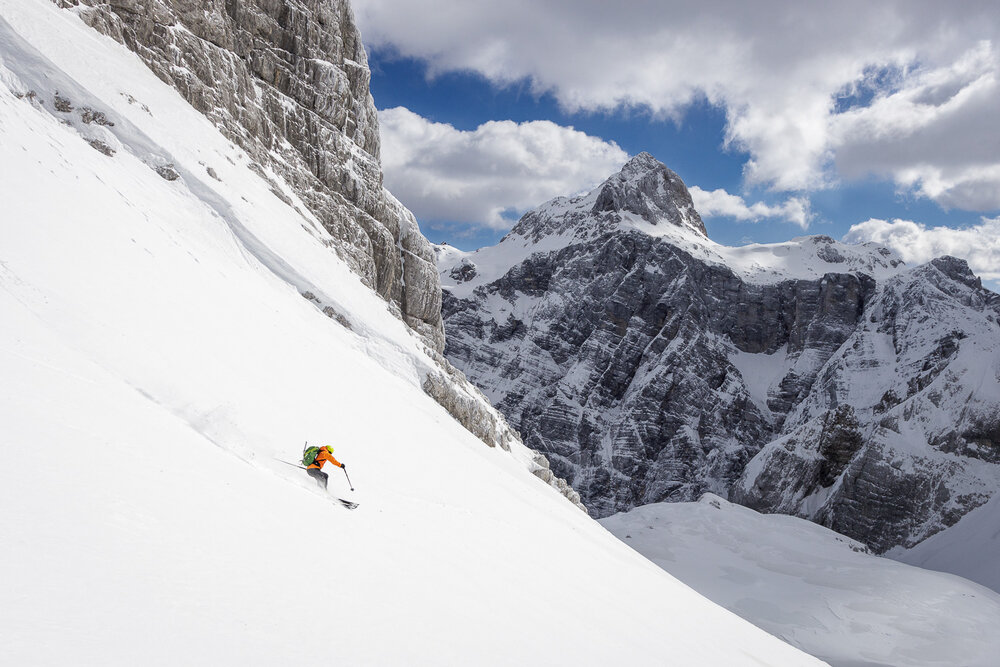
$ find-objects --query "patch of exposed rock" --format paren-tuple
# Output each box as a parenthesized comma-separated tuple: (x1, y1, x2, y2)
(53, 0, 444, 351)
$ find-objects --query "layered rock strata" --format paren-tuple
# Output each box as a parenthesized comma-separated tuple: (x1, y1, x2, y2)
(47, 0, 587, 510)
(438, 154, 1000, 550)
(733, 257, 1000, 551)
(54, 0, 444, 350)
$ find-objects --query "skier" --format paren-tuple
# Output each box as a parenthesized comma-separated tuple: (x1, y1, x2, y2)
(305, 445, 345, 490)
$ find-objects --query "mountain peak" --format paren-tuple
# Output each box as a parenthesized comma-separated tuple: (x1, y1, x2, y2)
(506, 153, 707, 244)
(929, 256, 981, 289)
(590, 152, 707, 236)
(618, 151, 663, 177)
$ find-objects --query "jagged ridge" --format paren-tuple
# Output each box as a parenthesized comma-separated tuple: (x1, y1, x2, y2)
(437, 153, 1000, 552)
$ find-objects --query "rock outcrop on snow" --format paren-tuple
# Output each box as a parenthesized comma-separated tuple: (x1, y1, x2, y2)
(421, 349, 587, 511)
(53, 0, 444, 351)
(437, 153, 1000, 551)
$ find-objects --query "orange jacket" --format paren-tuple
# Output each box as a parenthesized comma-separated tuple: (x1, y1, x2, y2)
(308, 448, 343, 470)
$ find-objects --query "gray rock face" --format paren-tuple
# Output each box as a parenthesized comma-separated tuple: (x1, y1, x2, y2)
(37, 0, 579, 512)
(733, 258, 1000, 552)
(438, 154, 1000, 551)
(54, 0, 444, 351)
(506, 152, 706, 245)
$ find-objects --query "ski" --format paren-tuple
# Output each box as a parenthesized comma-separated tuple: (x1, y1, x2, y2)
(276, 459, 358, 509)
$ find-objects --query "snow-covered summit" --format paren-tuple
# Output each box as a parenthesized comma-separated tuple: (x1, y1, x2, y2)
(503, 152, 705, 246)
(438, 154, 905, 299)
(704, 234, 905, 284)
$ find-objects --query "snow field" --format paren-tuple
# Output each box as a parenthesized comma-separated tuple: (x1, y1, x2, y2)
(602, 496, 1000, 667)
(891, 493, 1000, 594)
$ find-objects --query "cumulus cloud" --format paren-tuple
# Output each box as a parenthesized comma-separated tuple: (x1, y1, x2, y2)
(355, 0, 1000, 210)
(845, 217, 1000, 285)
(689, 186, 812, 228)
(832, 42, 1000, 210)
(378, 107, 628, 229)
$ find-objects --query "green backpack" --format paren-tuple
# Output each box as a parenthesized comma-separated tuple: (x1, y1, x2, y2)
(302, 446, 322, 467)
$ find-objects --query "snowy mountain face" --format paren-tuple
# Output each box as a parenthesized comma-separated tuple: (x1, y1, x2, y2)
(733, 257, 1000, 552)
(438, 153, 1000, 553)
(1, 1, 827, 664)
(890, 492, 1000, 593)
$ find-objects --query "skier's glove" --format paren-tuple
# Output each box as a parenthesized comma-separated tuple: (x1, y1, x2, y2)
(341, 464, 347, 470)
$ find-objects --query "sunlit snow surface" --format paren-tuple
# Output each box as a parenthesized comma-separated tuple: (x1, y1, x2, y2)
(602, 496, 1000, 667)
(0, 1, 825, 665)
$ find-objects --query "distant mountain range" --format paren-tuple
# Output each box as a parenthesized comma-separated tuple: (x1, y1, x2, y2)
(436, 153, 1000, 553)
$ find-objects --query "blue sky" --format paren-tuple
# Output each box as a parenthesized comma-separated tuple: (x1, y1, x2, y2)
(353, 0, 1000, 287)
(369, 55, 982, 251)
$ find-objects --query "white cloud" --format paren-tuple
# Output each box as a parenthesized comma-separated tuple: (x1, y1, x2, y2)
(355, 0, 1000, 211)
(845, 217, 1000, 285)
(831, 43, 1000, 210)
(689, 186, 812, 228)
(378, 107, 628, 229)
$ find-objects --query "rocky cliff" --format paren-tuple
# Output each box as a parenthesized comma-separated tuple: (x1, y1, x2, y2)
(437, 153, 1000, 551)
(54, 0, 444, 350)
(732, 257, 1000, 551)
(41, 0, 589, 510)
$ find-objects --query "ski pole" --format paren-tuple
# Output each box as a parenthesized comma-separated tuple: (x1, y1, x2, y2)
(342, 466, 354, 491)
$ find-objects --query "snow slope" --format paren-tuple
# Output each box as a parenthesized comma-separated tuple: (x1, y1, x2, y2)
(890, 494, 1000, 594)
(601, 496, 1000, 667)
(0, 1, 820, 664)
